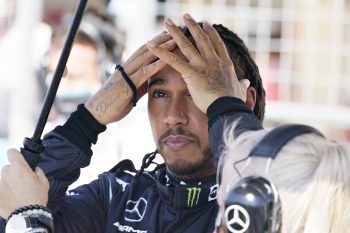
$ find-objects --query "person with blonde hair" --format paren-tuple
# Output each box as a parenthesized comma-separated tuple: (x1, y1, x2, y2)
(215, 120, 350, 233)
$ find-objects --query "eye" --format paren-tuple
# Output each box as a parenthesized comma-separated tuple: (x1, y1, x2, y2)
(152, 90, 168, 98)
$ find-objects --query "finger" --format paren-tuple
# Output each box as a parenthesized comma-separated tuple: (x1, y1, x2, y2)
(117, 59, 166, 106)
(182, 13, 218, 61)
(134, 60, 166, 102)
(124, 32, 172, 65)
(127, 39, 177, 75)
(35, 167, 49, 188)
(122, 38, 177, 80)
(6, 149, 28, 167)
(137, 81, 148, 101)
(163, 18, 204, 64)
(0, 164, 10, 180)
(202, 22, 231, 63)
(132, 59, 166, 88)
(146, 42, 196, 80)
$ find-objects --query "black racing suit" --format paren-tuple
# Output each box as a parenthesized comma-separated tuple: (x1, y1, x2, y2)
(0, 97, 262, 233)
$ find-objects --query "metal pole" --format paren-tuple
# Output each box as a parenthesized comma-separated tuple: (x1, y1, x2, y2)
(21, 0, 88, 170)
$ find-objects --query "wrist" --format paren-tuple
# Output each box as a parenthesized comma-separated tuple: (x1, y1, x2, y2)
(6, 205, 54, 233)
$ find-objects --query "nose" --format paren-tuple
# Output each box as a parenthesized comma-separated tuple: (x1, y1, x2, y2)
(163, 97, 188, 126)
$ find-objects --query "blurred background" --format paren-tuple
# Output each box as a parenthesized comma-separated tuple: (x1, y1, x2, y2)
(1, 0, 350, 185)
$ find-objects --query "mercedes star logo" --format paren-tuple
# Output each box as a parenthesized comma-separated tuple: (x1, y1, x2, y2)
(125, 197, 147, 222)
(224, 204, 250, 233)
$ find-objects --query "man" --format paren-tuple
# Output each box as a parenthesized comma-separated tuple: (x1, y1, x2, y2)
(0, 13, 265, 233)
(37, 7, 133, 184)
(38, 7, 125, 119)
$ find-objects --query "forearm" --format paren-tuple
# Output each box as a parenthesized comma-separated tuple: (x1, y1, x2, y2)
(38, 104, 106, 199)
(207, 96, 263, 164)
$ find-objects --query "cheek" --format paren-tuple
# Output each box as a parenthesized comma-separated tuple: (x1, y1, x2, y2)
(148, 101, 163, 142)
(188, 111, 209, 142)
(148, 117, 159, 142)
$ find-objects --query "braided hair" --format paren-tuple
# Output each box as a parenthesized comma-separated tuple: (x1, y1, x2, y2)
(180, 23, 266, 121)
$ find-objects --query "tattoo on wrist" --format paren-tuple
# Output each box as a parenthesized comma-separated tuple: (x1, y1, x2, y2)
(95, 80, 131, 117)
(96, 97, 118, 117)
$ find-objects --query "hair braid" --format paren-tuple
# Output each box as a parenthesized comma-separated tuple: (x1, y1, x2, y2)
(213, 24, 265, 121)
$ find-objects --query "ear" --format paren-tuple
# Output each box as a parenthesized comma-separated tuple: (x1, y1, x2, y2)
(245, 86, 256, 111)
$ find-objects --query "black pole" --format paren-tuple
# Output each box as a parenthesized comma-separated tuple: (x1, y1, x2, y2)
(21, 0, 88, 170)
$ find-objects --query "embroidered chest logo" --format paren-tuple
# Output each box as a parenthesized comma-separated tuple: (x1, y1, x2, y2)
(113, 222, 147, 233)
(116, 177, 129, 192)
(125, 198, 147, 222)
(208, 184, 218, 202)
(187, 187, 201, 207)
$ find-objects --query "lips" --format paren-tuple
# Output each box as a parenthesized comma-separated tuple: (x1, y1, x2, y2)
(163, 135, 194, 150)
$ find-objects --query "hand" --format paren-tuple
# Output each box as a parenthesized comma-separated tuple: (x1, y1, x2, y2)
(146, 13, 249, 113)
(85, 33, 177, 125)
(0, 149, 49, 219)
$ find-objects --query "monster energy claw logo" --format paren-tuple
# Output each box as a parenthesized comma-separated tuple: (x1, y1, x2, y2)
(187, 187, 201, 207)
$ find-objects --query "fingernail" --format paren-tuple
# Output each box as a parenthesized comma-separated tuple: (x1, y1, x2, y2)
(165, 18, 174, 26)
(183, 13, 193, 20)
(203, 21, 210, 28)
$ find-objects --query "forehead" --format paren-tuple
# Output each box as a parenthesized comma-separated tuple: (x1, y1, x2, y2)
(148, 67, 186, 88)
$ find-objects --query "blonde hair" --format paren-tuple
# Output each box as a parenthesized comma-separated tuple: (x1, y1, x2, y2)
(218, 124, 350, 233)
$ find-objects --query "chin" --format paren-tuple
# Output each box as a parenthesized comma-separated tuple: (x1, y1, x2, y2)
(167, 161, 199, 176)
(167, 156, 213, 176)
(160, 146, 214, 176)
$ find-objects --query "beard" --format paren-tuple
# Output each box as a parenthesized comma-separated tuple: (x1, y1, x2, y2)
(157, 126, 215, 176)
(164, 146, 214, 176)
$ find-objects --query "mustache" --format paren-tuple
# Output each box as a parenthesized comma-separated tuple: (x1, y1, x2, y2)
(158, 127, 200, 145)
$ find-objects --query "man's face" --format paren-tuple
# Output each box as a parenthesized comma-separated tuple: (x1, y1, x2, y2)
(47, 42, 101, 116)
(147, 50, 216, 179)
(48, 43, 101, 96)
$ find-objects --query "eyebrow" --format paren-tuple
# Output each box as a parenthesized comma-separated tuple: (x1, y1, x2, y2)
(148, 78, 166, 89)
